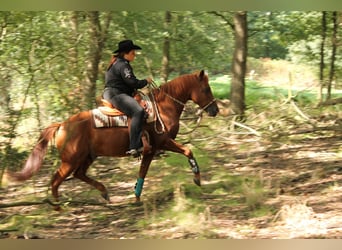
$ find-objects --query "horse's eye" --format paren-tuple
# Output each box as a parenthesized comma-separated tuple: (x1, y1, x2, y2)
(202, 87, 211, 94)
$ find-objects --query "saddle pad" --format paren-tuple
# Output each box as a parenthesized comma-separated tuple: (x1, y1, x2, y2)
(92, 109, 128, 128)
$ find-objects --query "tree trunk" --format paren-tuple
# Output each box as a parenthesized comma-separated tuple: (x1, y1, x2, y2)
(84, 11, 102, 109)
(327, 11, 338, 100)
(230, 11, 248, 117)
(84, 11, 111, 109)
(318, 11, 327, 102)
(64, 11, 83, 112)
(69, 12, 79, 72)
(161, 11, 172, 82)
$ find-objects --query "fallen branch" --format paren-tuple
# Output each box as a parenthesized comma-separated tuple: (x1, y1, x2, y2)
(232, 121, 262, 137)
(276, 125, 342, 137)
(290, 100, 313, 122)
(0, 198, 59, 208)
(0, 198, 110, 209)
(0, 229, 18, 233)
(318, 97, 342, 106)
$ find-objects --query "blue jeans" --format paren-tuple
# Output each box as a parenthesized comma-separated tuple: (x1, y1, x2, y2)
(103, 89, 145, 150)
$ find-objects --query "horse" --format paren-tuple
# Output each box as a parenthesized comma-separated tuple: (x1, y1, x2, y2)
(6, 70, 219, 209)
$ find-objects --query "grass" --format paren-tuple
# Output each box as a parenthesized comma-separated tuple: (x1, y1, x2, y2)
(209, 74, 341, 109)
(210, 78, 290, 110)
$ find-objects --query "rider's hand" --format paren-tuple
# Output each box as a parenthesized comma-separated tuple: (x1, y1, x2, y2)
(146, 77, 153, 84)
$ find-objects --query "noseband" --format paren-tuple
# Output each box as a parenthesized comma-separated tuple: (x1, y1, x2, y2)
(196, 98, 217, 115)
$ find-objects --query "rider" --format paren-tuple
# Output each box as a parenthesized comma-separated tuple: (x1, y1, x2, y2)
(103, 40, 152, 157)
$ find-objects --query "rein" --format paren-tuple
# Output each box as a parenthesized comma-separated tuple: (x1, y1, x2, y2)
(164, 92, 187, 107)
(149, 81, 166, 134)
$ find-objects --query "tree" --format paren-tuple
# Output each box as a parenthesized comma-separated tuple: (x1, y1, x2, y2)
(319, 11, 327, 102)
(161, 11, 172, 82)
(327, 11, 338, 100)
(230, 11, 248, 117)
(83, 11, 112, 109)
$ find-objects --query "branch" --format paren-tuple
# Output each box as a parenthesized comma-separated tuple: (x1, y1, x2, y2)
(232, 121, 262, 137)
(318, 97, 342, 106)
(290, 100, 312, 122)
(0, 198, 109, 209)
(0, 199, 58, 208)
(209, 11, 234, 30)
(277, 125, 342, 137)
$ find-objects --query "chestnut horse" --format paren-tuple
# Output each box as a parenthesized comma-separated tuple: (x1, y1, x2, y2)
(7, 70, 219, 208)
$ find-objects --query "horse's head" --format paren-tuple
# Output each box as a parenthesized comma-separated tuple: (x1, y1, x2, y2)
(190, 70, 219, 117)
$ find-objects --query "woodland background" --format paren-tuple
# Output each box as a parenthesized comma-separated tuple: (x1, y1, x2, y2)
(0, 11, 341, 239)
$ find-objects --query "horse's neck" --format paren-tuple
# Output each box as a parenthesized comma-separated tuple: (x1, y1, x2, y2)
(154, 76, 192, 127)
(162, 76, 191, 103)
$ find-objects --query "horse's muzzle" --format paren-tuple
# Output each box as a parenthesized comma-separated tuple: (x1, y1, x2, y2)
(206, 102, 219, 117)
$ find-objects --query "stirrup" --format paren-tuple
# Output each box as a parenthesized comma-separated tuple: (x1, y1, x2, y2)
(126, 147, 143, 158)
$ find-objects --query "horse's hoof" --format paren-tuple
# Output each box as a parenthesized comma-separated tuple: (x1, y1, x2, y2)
(101, 192, 110, 201)
(53, 206, 62, 212)
(131, 197, 143, 206)
(193, 173, 201, 186)
(193, 178, 201, 186)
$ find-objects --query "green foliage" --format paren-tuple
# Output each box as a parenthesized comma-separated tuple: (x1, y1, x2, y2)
(248, 12, 289, 59)
(0, 11, 339, 123)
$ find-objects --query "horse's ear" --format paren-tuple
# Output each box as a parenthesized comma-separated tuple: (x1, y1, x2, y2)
(199, 70, 205, 81)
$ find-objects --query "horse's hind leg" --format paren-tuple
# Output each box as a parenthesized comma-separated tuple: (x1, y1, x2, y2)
(73, 156, 109, 201)
(162, 138, 201, 186)
(51, 162, 75, 210)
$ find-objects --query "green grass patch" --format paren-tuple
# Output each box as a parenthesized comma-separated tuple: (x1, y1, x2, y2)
(210, 81, 229, 99)
(209, 75, 340, 109)
(160, 147, 211, 184)
(210, 78, 290, 107)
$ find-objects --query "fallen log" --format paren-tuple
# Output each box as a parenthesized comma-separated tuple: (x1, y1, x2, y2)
(319, 97, 342, 106)
(0, 199, 59, 208)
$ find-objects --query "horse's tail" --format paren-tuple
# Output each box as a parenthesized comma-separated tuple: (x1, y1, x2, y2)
(6, 123, 61, 182)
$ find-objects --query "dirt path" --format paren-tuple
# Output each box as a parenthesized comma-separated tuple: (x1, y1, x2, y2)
(204, 133, 342, 238)
(1, 114, 341, 239)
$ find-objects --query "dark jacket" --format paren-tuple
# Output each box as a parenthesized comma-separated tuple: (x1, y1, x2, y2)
(105, 57, 147, 96)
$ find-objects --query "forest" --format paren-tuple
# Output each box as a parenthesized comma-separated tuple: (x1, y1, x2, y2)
(0, 11, 341, 239)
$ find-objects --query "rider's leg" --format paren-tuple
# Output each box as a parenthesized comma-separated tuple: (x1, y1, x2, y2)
(106, 93, 145, 156)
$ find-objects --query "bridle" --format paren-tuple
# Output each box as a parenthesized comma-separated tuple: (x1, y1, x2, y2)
(149, 81, 217, 134)
(196, 98, 217, 116)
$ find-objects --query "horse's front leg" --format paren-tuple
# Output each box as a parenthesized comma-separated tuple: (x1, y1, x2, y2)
(135, 153, 154, 202)
(162, 139, 201, 186)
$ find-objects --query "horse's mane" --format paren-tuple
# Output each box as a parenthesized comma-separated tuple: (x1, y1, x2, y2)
(156, 73, 198, 101)
(162, 73, 191, 88)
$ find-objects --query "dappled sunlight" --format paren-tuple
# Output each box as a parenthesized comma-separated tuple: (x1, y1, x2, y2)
(1, 93, 341, 238)
(1, 10, 342, 239)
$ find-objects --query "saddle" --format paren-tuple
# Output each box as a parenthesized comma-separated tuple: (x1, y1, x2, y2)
(94, 92, 154, 155)
(98, 99, 125, 116)
(96, 92, 154, 123)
